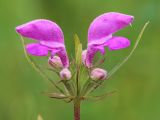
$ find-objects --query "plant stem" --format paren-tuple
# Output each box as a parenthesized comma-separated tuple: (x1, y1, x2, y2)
(74, 100, 80, 120)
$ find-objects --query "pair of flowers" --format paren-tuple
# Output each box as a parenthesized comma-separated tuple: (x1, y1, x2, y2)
(16, 12, 134, 80)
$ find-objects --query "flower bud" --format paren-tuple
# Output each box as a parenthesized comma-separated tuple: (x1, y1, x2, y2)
(82, 50, 87, 64)
(60, 68, 71, 80)
(48, 56, 63, 69)
(90, 68, 107, 80)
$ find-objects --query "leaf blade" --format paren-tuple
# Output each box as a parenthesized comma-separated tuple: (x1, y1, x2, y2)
(76, 44, 82, 65)
(107, 21, 150, 78)
(74, 34, 82, 65)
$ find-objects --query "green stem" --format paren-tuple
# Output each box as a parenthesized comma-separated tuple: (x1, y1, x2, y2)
(63, 81, 74, 96)
(76, 66, 80, 96)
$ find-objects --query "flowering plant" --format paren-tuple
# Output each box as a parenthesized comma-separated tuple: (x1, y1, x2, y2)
(16, 12, 148, 120)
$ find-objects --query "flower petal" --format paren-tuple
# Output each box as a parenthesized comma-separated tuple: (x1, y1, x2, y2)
(56, 47, 69, 68)
(40, 41, 65, 48)
(26, 42, 69, 68)
(85, 45, 105, 67)
(16, 19, 64, 43)
(88, 12, 134, 43)
(105, 36, 130, 50)
(40, 40, 69, 67)
(85, 36, 130, 67)
(82, 50, 87, 64)
(26, 43, 49, 56)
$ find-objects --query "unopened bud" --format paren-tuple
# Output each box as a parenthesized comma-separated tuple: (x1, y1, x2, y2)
(60, 68, 71, 80)
(82, 50, 87, 64)
(90, 68, 107, 80)
(48, 56, 63, 69)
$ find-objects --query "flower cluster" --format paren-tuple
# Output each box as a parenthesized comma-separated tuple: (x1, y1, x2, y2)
(16, 12, 133, 100)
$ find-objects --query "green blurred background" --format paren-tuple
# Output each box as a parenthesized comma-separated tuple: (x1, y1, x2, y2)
(0, 0, 160, 120)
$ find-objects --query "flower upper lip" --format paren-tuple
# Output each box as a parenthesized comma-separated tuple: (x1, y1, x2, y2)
(85, 12, 134, 67)
(16, 19, 64, 43)
(16, 19, 69, 68)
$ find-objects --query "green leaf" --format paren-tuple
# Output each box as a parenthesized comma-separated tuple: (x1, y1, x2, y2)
(76, 44, 82, 65)
(107, 21, 150, 78)
(82, 80, 102, 96)
(84, 90, 117, 101)
(74, 34, 82, 65)
(44, 92, 69, 99)
(74, 34, 81, 56)
(19, 36, 65, 94)
(62, 81, 75, 96)
(37, 115, 43, 120)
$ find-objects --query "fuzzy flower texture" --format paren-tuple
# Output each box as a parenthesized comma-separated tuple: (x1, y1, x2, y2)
(16, 12, 133, 89)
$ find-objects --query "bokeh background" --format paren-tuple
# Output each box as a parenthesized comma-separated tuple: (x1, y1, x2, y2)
(0, 0, 160, 120)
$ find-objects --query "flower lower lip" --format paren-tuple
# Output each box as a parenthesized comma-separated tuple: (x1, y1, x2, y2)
(88, 34, 112, 46)
(40, 41, 65, 49)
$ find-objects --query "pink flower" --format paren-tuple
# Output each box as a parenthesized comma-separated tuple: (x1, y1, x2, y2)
(16, 19, 69, 68)
(83, 12, 134, 67)
(90, 68, 107, 80)
(48, 56, 63, 69)
(60, 68, 72, 80)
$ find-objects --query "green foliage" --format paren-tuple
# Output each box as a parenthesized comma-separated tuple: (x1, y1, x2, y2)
(108, 21, 150, 79)
(74, 34, 82, 66)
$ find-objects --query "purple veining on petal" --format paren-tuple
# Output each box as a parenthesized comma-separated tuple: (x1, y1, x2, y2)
(26, 43, 49, 56)
(16, 19, 64, 43)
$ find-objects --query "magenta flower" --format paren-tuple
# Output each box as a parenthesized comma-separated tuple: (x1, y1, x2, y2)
(83, 12, 134, 67)
(16, 19, 69, 68)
